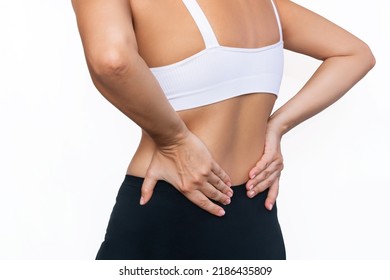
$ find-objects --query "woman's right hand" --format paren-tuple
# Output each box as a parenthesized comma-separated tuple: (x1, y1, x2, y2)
(140, 131, 233, 217)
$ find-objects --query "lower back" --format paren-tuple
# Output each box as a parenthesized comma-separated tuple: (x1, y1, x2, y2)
(127, 93, 276, 185)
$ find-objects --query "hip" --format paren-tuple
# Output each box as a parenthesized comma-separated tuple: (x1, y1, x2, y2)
(96, 174, 286, 259)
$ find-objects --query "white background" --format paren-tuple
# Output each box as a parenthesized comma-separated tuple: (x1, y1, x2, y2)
(0, 0, 388, 260)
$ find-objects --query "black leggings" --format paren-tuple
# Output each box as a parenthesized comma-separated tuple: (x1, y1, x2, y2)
(96, 175, 286, 260)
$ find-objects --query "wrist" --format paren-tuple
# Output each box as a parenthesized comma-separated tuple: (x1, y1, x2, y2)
(153, 119, 190, 149)
(266, 118, 288, 138)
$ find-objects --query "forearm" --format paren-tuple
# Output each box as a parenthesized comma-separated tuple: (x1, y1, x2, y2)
(268, 50, 375, 136)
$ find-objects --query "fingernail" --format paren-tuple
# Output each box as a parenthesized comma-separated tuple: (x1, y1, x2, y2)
(248, 184, 254, 190)
(224, 198, 231, 205)
(139, 197, 145, 205)
(218, 209, 225, 216)
(268, 203, 273, 211)
(227, 181, 232, 187)
(227, 191, 233, 198)
(248, 190, 255, 198)
(250, 174, 256, 179)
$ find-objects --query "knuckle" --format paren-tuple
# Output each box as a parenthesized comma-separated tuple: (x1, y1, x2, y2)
(145, 169, 155, 179)
(143, 184, 151, 192)
(249, 188, 258, 196)
(141, 189, 149, 196)
(200, 167, 211, 177)
(180, 184, 192, 193)
(252, 177, 260, 185)
(209, 189, 220, 200)
(254, 174, 262, 182)
(197, 198, 210, 209)
(213, 164, 222, 175)
(254, 184, 266, 194)
(253, 184, 262, 192)
(256, 161, 265, 169)
(260, 184, 269, 192)
(215, 179, 224, 189)
(220, 172, 228, 182)
(193, 174, 206, 185)
(266, 179, 273, 186)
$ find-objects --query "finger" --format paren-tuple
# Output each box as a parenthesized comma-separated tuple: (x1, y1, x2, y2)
(247, 160, 282, 190)
(248, 155, 272, 180)
(201, 182, 231, 205)
(207, 172, 233, 197)
(211, 161, 232, 187)
(140, 174, 157, 205)
(265, 178, 279, 211)
(247, 170, 280, 198)
(185, 190, 226, 217)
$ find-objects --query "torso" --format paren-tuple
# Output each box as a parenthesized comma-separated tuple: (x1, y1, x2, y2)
(127, 0, 281, 185)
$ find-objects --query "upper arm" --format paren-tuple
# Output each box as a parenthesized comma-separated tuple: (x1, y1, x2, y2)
(274, 0, 372, 60)
(71, 0, 138, 69)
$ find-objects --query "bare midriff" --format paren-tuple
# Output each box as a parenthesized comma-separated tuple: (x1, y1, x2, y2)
(126, 0, 280, 185)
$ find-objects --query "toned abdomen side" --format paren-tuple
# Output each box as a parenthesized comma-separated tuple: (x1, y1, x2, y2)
(126, 93, 276, 185)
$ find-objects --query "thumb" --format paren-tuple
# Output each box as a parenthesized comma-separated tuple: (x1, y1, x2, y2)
(140, 174, 157, 205)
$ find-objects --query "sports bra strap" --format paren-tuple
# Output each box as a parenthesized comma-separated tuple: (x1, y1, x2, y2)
(270, 0, 283, 41)
(181, 0, 219, 48)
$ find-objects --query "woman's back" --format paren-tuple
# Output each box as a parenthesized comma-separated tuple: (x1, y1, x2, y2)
(72, 0, 375, 259)
(127, 0, 282, 184)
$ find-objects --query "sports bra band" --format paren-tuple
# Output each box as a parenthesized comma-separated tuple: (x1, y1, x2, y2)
(149, 0, 285, 111)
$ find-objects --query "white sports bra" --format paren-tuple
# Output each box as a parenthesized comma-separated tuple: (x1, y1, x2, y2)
(150, 0, 284, 111)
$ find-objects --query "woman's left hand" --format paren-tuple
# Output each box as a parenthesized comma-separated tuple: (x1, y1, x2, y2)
(246, 125, 284, 211)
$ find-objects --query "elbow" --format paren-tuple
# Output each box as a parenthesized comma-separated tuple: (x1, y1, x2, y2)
(86, 46, 139, 82)
(356, 42, 376, 72)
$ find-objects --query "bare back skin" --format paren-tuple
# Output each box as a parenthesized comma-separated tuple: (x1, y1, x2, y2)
(127, 0, 280, 185)
(72, 0, 374, 215)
